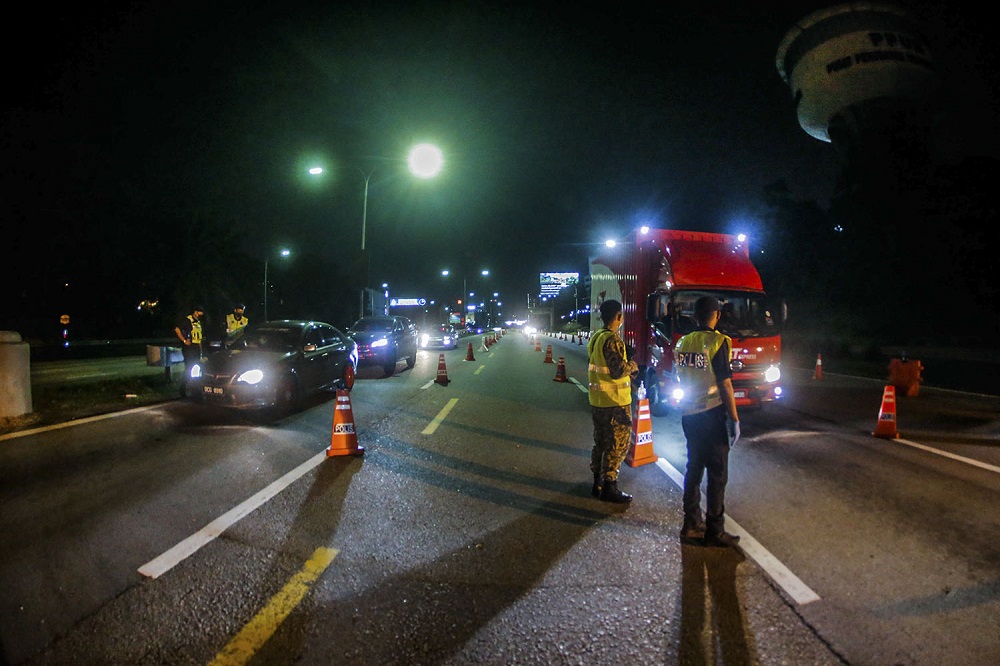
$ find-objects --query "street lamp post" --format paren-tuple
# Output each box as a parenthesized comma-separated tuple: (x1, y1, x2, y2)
(263, 248, 290, 321)
(308, 143, 443, 321)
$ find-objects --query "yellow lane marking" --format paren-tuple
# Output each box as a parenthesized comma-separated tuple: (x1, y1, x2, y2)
(422, 398, 459, 435)
(208, 547, 338, 666)
(474, 364, 485, 375)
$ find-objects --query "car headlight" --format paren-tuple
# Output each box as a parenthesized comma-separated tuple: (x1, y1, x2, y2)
(443, 336, 452, 344)
(764, 365, 781, 383)
(190, 364, 201, 379)
(237, 369, 265, 385)
(421, 335, 430, 346)
(371, 338, 388, 348)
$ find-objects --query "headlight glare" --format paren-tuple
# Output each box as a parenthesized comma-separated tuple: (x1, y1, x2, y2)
(238, 369, 265, 385)
(764, 365, 781, 383)
(371, 338, 388, 348)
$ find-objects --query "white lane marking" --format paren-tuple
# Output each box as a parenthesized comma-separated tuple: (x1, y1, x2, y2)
(138, 451, 327, 579)
(894, 437, 1000, 474)
(420, 379, 436, 389)
(0, 403, 166, 441)
(569, 377, 588, 394)
(422, 398, 459, 435)
(654, 458, 822, 606)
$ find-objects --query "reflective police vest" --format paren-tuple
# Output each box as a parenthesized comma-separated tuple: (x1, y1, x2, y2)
(674, 329, 730, 415)
(588, 328, 632, 408)
(226, 313, 248, 334)
(188, 315, 203, 344)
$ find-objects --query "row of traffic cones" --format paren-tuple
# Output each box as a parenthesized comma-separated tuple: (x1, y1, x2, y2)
(813, 351, 909, 439)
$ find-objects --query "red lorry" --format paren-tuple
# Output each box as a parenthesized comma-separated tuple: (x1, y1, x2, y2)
(590, 228, 784, 415)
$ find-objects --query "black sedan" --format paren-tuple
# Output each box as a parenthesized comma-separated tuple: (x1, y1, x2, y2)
(420, 323, 459, 350)
(347, 315, 418, 376)
(194, 320, 358, 411)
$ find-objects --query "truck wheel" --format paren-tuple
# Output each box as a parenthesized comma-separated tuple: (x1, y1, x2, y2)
(646, 370, 672, 417)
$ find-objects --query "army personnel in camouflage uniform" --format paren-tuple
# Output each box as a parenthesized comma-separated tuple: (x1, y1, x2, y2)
(588, 299, 638, 503)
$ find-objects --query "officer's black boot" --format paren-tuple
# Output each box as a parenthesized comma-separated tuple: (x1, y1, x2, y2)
(600, 478, 632, 504)
(591, 472, 602, 498)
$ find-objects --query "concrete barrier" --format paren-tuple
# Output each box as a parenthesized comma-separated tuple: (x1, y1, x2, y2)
(0, 331, 32, 417)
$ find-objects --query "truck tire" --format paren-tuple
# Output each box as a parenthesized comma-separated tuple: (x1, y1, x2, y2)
(646, 369, 672, 417)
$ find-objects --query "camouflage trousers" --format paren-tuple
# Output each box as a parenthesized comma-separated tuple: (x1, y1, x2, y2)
(591, 404, 633, 481)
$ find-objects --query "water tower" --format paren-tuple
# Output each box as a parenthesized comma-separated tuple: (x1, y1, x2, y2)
(775, 3, 941, 162)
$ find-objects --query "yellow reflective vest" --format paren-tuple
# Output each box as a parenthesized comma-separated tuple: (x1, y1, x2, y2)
(226, 313, 248, 335)
(588, 328, 632, 408)
(674, 329, 731, 415)
(188, 315, 203, 344)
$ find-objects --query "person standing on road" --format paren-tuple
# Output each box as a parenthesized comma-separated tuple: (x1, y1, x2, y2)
(674, 295, 741, 547)
(588, 299, 639, 504)
(174, 306, 205, 398)
(225, 303, 249, 346)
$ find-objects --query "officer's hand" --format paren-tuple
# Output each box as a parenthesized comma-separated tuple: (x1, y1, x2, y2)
(726, 418, 741, 447)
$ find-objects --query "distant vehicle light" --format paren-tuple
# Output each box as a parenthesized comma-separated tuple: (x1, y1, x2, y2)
(524, 326, 537, 334)
(765, 365, 781, 383)
(371, 338, 389, 348)
(238, 369, 265, 385)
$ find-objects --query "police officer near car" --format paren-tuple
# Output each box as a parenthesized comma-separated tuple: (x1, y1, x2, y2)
(225, 303, 249, 345)
(587, 299, 639, 504)
(174, 305, 205, 398)
(674, 295, 742, 547)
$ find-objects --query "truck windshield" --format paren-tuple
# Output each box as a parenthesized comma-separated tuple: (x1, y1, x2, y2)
(671, 291, 779, 339)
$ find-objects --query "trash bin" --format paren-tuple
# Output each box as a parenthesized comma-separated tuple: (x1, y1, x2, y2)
(888, 358, 923, 397)
(0, 331, 32, 418)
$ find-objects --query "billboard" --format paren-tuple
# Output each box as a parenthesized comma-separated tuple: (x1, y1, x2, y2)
(539, 272, 579, 298)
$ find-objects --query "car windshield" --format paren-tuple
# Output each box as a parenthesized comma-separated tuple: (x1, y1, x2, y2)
(240, 327, 300, 352)
(351, 319, 393, 333)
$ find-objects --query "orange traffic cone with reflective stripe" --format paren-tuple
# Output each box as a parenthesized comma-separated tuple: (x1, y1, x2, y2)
(627, 389, 657, 467)
(535, 339, 542, 352)
(814, 354, 823, 380)
(465, 342, 476, 361)
(553, 357, 568, 382)
(435, 353, 450, 385)
(543, 345, 554, 363)
(327, 389, 364, 457)
(872, 385, 899, 439)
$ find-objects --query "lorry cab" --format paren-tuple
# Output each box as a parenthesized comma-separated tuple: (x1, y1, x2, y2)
(648, 289, 784, 414)
(591, 228, 784, 416)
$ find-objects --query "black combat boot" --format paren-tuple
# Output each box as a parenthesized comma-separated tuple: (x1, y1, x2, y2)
(591, 472, 602, 498)
(599, 478, 632, 504)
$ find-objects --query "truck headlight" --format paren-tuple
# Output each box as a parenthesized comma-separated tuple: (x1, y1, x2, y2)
(764, 365, 781, 383)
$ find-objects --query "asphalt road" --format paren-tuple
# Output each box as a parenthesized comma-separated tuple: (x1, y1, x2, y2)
(2, 332, 998, 665)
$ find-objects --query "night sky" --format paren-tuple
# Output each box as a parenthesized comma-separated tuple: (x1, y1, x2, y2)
(3, 1, 996, 337)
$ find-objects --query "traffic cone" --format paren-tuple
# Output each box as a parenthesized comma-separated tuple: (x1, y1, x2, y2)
(327, 389, 364, 457)
(435, 353, 450, 385)
(544, 345, 554, 363)
(465, 342, 476, 361)
(627, 397, 657, 467)
(872, 385, 899, 439)
(481, 336, 490, 352)
(553, 356, 568, 382)
(814, 354, 823, 380)
(535, 339, 542, 352)
(578, 334, 584, 346)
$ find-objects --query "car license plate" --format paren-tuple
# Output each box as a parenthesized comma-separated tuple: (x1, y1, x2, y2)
(733, 390, 746, 399)
(204, 386, 224, 395)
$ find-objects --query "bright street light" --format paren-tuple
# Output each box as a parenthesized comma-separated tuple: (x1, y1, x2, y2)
(408, 143, 444, 179)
